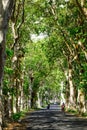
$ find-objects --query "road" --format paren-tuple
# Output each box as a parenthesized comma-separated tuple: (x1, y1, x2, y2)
(21, 104, 87, 130)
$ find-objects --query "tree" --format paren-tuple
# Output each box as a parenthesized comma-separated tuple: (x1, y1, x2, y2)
(0, 0, 14, 129)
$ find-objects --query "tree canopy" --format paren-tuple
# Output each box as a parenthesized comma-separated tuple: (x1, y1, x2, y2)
(0, 0, 87, 129)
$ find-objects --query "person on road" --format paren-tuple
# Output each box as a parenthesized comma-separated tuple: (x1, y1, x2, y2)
(47, 104, 50, 109)
(61, 102, 65, 115)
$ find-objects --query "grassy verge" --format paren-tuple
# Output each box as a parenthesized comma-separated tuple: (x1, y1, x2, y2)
(66, 108, 87, 118)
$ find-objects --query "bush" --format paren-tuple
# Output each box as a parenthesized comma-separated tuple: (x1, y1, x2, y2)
(67, 108, 77, 114)
(81, 112, 87, 117)
(12, 112, 24, 121)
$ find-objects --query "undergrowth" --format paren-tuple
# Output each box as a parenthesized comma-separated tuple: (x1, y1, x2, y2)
(67, 108, 78, 115)
(12, 111, 25, 121)
(67, 108, 87, 117)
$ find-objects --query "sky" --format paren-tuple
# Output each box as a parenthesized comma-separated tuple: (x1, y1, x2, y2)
(30, 33, 47, 42)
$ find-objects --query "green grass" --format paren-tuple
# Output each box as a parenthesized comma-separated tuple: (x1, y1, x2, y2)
(67, 108, 78, 114)
(67, 108, 87, 118)
(12, 111, 25, 121)
(11, 108, 39, 121)
(81, 112, 87, 117)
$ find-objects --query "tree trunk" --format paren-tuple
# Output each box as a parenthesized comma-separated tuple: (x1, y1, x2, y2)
(36, 92, 41, 108)
(60, 81, 65, 105)
(15, 79, 19, 112)
(77, 88, 86, 114)
(4, 97, 9, 118)
(64, 71, 70, 108)
(68, 60, 76, 109)
(28, 82, 32, 108)
(19, 80, 24, 111)
(31, 91, 37, 108)
(65, 81, 70, 109)
(0, 1, 13, 129)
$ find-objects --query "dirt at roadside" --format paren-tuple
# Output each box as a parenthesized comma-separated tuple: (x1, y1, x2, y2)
(3, 110, 34, 130)
(3, 120, 27, 130)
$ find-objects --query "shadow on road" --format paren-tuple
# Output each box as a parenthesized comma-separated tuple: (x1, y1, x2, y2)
(21, 109, 87, 130)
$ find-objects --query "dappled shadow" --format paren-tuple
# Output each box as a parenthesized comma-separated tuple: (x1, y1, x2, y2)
(3, 105, 87, 130)
(23, 110, 62, 130)
(20, 109, 87, 130)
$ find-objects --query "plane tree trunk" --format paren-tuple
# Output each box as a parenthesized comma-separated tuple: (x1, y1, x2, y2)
(0, 0, 13, 129)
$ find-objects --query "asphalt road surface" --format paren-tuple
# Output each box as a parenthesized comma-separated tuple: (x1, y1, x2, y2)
(21, 104, 87, 130)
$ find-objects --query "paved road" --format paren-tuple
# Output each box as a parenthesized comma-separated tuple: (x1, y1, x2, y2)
(21, 104, 87, 130)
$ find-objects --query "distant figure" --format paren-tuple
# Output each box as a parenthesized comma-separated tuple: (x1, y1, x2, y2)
(47, 104, 50, 109)
(61, 102, 65, 114)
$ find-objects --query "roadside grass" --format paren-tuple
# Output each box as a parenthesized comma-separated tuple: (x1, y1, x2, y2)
(66, 108, 87, 118)
(67, 108, 78, 114)
(12, 111, 25, 121)
(3, 108, 37, 129)
(81, 112, 87, 117)
(12, 108, 41, 121)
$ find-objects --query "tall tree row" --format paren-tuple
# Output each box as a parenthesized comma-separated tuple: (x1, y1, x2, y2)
(1, 0, 87, 129)
(24, 0, 87, 113)
(3, 0, 26, 118)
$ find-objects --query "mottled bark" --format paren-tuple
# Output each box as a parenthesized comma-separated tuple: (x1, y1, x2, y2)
(0, 0, 13, 129)
(77, 88, 86, 113)
(36, 92, 41, 108)
(19, 79, 24, 111)
(15, 78, 19, 112)
(10, 0, 25, 113)
(68, 59, 76, 109)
